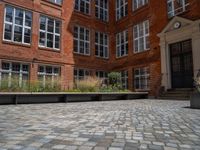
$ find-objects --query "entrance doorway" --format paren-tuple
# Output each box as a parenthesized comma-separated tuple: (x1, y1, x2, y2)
(170, 40, 193, 88)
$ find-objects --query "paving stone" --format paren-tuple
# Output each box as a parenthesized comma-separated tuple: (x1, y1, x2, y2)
(0, 100, 199, 150)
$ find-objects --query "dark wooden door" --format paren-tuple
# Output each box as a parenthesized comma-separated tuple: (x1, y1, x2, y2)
(170, 40, 193, 88)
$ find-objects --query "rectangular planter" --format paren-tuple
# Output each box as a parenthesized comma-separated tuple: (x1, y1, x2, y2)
(190, 92, 200, 109)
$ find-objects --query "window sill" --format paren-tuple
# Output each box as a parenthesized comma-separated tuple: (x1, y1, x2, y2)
(41, 0, 62, 8)
(95, 56, 109, 60)
(38, 46, 61, 53)
(74, 52, 91, 57)
(133, 49, 150, 55)
(73, 10, 91, 18)
(2, 40, 31, 48)
(116, 55, 128, 59)
(132, 4, 150, 16)
(116, 16, 129, 24)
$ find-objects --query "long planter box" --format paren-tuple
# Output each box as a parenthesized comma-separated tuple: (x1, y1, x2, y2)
(0, 92, 148, 105)
(190, 92, 200, 109)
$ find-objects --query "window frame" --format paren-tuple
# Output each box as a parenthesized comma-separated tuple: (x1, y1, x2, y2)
(0, 61, 29, 88)
(74, 0, 91, 15)
(39, 15, 61, 51)
(133, 20, 150, 53)
(74, 68, 91, 82)
(73, 25, 90, 56)
(95, 0, 109, 22)
(116, 29, 128, 58)
(132, 0, 148, 11)
(95, 31, 109, 59)
(116, 0, 128, 21)
(37, 65, 60, 88)
(134, 67, 150, 90)
(120, 70, 128, 89)
(3, 5, 32, 45)
(48, 0, 63, 5)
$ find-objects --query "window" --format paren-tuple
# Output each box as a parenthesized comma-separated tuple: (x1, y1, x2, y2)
(167, 0, 189, 18)
(74, 26, 90, 55)
(39, 16, 61, 50)
(96, 71, 108, 84)
(74, 0, 90, 14)
(95, 32, 109, 58)
(133, 20, 149, 53)
(134, 67, 150, 90)
(133, 0, 148, 11)
(74, 68, 90, 82)
(116, 0, 128, 20)
(3, 6, 32, 44)
(95, 0, 108, 22)
(0, 62, 29, 88)
(116, 30, 128, 58)
(49, 0, 62, 5)
(38, 65, 60, 88)
(120, 70, 128, 89)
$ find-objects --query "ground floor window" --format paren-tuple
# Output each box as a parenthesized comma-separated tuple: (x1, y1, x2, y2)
(120, 70, 128, 89)
(0, 62, 29, 88)
(96, 71, 108, 84)
(134, 67, 149, 90)
(38, 65, 60, 88)
(74, 68, 91, 82)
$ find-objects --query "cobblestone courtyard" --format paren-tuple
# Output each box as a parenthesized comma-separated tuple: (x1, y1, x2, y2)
(0, 100, 200, 150)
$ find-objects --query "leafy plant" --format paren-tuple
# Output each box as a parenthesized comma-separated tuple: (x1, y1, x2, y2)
(107, 72, 122, 89)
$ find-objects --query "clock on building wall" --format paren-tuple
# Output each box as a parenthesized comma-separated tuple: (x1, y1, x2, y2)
(174, 22, 181, 29)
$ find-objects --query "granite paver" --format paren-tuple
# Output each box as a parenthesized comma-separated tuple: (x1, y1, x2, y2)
(0, 100, 200, 150)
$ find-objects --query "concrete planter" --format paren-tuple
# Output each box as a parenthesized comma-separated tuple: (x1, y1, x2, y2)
(0, 92, 148, 105)
(190, 92, 200, 109)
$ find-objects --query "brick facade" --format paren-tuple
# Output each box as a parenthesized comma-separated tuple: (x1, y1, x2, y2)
(0, 0, 200, 96)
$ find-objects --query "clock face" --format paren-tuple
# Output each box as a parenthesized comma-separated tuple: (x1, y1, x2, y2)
(174, 22, 181, 29)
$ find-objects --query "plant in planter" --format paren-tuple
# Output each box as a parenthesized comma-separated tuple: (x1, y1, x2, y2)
(190, 70, 200, 108)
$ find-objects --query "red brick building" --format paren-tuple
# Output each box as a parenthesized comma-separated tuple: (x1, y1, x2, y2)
(0, 0, 199, 97)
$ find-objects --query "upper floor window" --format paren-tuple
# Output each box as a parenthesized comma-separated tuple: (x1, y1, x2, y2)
(38, 65, 60, 88)
(74, 0, 90, 14)
(49, 0, 62, 5)
(167, 0, 189, 18)
(133, 20, 150, 53)
(134, 67, 150, 90)
(0, 62, 29, 88)
(3, 6, 32, 45)
(95, 0, 109, 22)
(95, 32, 109, 59)
(133, 0, 148, 11)
(116, 0, 128, 20)
(39, 16, 61, 50)
(74, 26, 90, 55)
(116, 30, 128, 58)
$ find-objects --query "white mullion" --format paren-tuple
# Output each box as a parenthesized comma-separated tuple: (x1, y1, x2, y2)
(8, 62, 12, 87)
(22, 11, 25, 44)
(98, 32, 100, 57)
(45, 17, 48, 48)
(53, 20, 56, 49)
(19, 64, 22, 87)
(78, 27, 80, 53)
(143, 22, 146, 50)
(12, 8, 16, 42)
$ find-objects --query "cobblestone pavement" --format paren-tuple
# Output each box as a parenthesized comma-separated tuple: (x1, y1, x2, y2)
(0, 100, 200, 150)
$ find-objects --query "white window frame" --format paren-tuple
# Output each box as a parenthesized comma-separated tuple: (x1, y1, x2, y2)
(74, 0, 90, 14)
(49, 0, 62, 5)
(38, 65, 60, 88)
(74, 68, 91, 82)
(95, 31, 109, 59)
(95, 0, 109, 22)
(132, 0, 148, 11)
(3, 6, 32, 45)
(134, 67, 150, 90)
(116, 0, 128, 21)
(39, 15, 61, 51)
(116, 30, 128, 58)
(167, 0, 189, 18)
(96, 71, 108, 84)
(120, 70, 128, 89)
(0, 62, 29, 88)
(73, 26, 90, 55)
(133, 20, 150, 53)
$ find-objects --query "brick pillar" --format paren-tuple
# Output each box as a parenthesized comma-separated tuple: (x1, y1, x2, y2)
(30, 63, 38, 84)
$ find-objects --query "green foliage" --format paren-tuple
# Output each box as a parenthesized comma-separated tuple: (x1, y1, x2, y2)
(107, 72, 122, 89)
